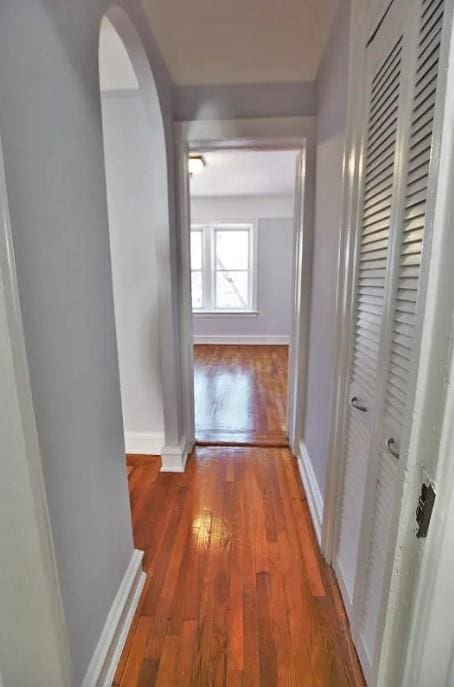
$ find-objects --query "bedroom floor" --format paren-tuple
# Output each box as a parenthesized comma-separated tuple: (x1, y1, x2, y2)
(194, 344, 288, 447)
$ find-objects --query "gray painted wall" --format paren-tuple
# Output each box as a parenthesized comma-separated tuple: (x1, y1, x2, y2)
(191, 196, 294, 339)
(0, 1, 177, 683)
(173, 81, 317, 121)
(0, 159, 71, 685)
(303, 0, 351, 497)
(101, 91, 164, 440)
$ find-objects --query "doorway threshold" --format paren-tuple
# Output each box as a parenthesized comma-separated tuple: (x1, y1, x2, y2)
(195, 429, 289, 449)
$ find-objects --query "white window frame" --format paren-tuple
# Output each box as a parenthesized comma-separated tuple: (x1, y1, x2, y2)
(189, 226, 204, 310)
(191, 221, 258, 314)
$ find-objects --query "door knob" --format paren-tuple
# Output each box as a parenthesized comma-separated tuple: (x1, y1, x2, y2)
(350, 396, 367, 412)
(385, 437, 399, 460)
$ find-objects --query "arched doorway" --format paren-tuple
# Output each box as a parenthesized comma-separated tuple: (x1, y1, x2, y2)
(98, 7, 179, 465)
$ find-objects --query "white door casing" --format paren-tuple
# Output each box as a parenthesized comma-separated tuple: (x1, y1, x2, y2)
(175, 117, 316, 453)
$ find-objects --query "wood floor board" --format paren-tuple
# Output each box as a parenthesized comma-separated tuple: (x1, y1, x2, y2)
(114, 345, 364, 685)
(114, 448, 364, 687)
(194, 345, 289, 446)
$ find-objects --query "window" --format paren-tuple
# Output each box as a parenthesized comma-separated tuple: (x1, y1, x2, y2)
(191, 223, 256, 312)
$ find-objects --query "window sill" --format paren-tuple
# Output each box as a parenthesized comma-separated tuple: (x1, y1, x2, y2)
(192, 310, 259, 318)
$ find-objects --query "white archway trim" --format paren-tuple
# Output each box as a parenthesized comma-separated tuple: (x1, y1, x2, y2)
(103, 6, 187, 471)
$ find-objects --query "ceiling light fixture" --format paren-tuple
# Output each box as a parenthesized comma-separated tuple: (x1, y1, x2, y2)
(188, 155, 206, 176)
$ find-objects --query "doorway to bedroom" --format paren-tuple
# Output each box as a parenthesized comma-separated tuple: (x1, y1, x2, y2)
(188, 148, 299, 446)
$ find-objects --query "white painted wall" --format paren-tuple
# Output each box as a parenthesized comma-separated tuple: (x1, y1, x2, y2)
(101, 90, 165, 452)
(173, 82, 317, 121)
(191, 195, 295, 341)
(303, 0, 351, 497)
(99, 18, 138, 91)
(191, 194, 295, 220)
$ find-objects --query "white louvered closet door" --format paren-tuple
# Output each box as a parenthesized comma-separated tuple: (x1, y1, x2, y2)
(355, 0, 447, 677)
(335, 4, 405, 610)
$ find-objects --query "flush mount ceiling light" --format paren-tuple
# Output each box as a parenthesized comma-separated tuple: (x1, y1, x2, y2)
(188, 155, 206, 176)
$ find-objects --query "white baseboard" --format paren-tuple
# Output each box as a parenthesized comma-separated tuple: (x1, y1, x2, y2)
(334, 559, 353, 617)
(333, 561, 368, 679)
(161, 437, 193, 473)
(124, 431, 164, 456)
(297, 440, 323, 545)
(81, 550, 146, 687)
(193, 335, 290, 345)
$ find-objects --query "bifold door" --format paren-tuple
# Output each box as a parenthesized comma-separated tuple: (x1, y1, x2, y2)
(335, 0, 448, 683)
(335, 4, 405, 610)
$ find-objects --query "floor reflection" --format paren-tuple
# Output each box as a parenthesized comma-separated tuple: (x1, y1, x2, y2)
(193, 344, 288, 444)
(195, 369, 252, 432)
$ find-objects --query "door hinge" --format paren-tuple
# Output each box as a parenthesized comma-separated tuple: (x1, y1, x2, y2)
(416, 482, 436, 539)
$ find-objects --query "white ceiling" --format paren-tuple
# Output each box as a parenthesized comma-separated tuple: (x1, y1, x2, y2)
(189, 150, 299, 198)
(141, 0, 340, 85)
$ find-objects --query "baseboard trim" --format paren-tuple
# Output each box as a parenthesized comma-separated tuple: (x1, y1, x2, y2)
(124, 431, 164, 456)
(81, 550, 146, 687)
(355, 632, 370, 685)
(193, 335, 290, 345)
(297, 440, 323, 545)
(334, 559, 353, 618)
(161, 437, 193, 473)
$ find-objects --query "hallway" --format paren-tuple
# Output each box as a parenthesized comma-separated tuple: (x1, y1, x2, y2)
(194, 345, 288, 446)
(115, 448, 364, 686)
(2, 0, 453, 684)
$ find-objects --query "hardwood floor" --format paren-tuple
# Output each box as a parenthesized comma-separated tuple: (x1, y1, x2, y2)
(114, 449, 364, 686)
(194, 345, 288, 446)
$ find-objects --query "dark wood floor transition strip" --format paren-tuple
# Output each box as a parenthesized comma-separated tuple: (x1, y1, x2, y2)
(195, 430, 289, 449)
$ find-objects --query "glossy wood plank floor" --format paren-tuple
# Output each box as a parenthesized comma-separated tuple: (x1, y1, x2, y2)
(194, 345, 288, 446)
(114, 449, 364, 687)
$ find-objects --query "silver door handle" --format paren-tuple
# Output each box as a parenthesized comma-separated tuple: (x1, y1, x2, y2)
(385, 437, 399, 460)
(350, 396, 367, 412)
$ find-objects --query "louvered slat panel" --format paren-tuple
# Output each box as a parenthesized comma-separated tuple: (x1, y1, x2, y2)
(359, 450, 399, 660)
(384, 0, 444, 426)
(337, 36, 403, 602)
(351, 37, 402, 403)
(337, 412, 370, 599)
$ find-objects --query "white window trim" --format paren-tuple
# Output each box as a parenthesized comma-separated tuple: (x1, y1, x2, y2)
(191, 221, 258, 314)
(193, 311, 259, 317)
